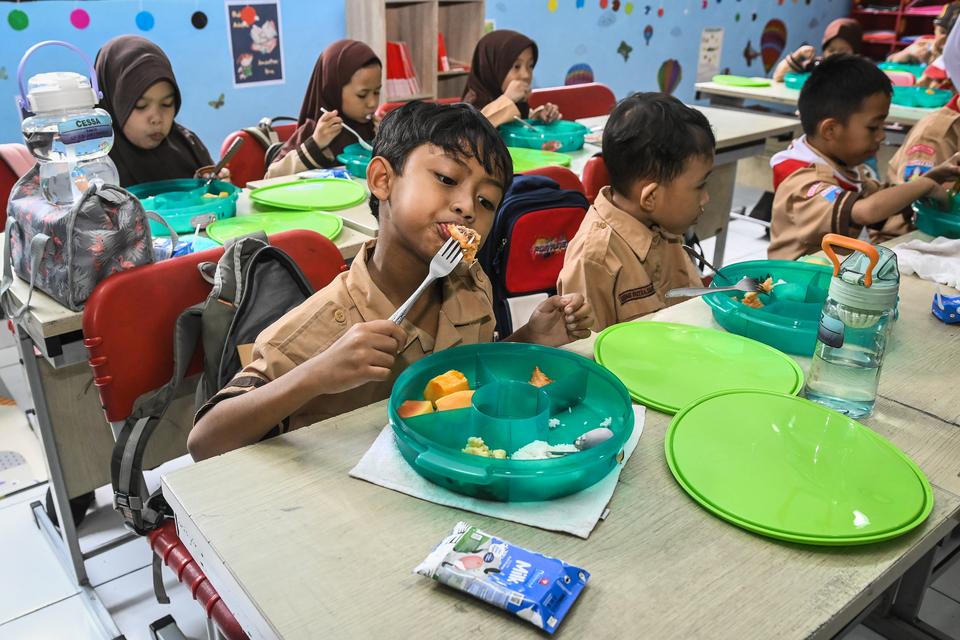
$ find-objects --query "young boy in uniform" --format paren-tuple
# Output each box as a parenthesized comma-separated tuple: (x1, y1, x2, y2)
(557, 93, 713, 331)
(189, 102, 593, 460)
(770, 54, 960, 261)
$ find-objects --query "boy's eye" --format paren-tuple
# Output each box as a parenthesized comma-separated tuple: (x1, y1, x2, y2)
(478, 196, 496, 211)
(434, 172, 456, 186)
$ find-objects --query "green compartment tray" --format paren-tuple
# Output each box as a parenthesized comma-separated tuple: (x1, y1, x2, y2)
(205, 210, 343, 245)
(499, 119, 590, 153)
(712, 75, 771, 87)
(388, 343, 635, 502)
(336, 143, 371, 179)
(249, 178, 367, 212)
(878, 61, 926, 79)
(128, 178, 240, 236)
(892, 85, 952, 108)
(913, 198, 960, 238)
(508, 146, 572, 173)
(594, 322, 804, 414)
(666, 390, 933, 545)
(784, 72, 809, 90)
(702, 259, 833, 356)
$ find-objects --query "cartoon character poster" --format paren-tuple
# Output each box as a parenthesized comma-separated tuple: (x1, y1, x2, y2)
(226, 1, 284, 87)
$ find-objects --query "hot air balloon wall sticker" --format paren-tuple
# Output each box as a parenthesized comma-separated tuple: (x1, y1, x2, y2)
(761, 19, 787, 75)
(658, 59, 682, 95)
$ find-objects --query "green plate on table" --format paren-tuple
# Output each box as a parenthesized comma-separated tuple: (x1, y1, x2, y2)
(206, 210, 343, 245)
(712, 75, 771, 87)
(593, 322, 803, 414)
(508, 146, 572, 173)
(666, 390, 933, 545)
(248, 178, 366, 212)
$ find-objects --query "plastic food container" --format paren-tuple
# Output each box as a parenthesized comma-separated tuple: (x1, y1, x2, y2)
(913, 198, 960, 238)
(336, 143, 371, 179)
(127, 178, 239, 236)
(388, 343, 634, 502)
(784, 72, 809, 90)
(892, 85, 952, 108)
(499, 119, 590, 152)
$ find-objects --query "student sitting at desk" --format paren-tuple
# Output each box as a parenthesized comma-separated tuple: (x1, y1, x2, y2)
(265, 39, 382, 179)
(769, 55, 960, 261)
(188, 102, 593, 461)
(773, 18, 862, 83)
(557, 93, 712, 331)
(888, 2, 960, 69)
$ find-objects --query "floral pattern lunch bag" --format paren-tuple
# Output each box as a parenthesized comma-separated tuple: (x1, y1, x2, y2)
(2, 164, 168, 313)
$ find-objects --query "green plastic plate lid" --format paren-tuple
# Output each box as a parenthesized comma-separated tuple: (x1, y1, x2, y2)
(666, 390, 933, 545)
(507, 146, 572, 172)
(205, 210, 343, 245)
(712, 74, 772, 87)
(248, 178, 366, 211)
(594, 322, 803, 413)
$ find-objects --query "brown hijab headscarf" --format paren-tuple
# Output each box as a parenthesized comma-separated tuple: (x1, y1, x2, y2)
(462, 30, 538, 119)
(822, 18, 863, 53)
(94, 36, 212, 187)
(273, 39, 381, 165)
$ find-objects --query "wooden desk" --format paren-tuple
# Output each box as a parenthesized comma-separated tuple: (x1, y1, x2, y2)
(572, 107, 800, 267)
(694, 81, 939, 128)
(162, 234, 960, 640)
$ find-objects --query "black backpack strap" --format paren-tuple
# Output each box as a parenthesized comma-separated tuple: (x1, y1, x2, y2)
(111, 304, 203, 534)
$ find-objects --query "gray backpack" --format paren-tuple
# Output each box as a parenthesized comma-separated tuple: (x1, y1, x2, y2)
(1, 164, 175, 315)
(112, 232, 315, 535)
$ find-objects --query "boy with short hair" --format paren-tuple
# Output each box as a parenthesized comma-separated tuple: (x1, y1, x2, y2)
(769, 54, 960, 261)
(557, 92, 714, 331)
(188, 102, 594, 461)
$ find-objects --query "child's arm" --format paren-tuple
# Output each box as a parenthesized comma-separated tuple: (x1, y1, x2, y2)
(852, 154, 960, 226)
(187, 321, 406, 461)
(505, 294, 594, 347)
(773, 45, 815, 82)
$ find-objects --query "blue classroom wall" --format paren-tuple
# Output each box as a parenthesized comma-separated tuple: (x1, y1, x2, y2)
(1, 0, 854, 151)
(491, 0, 852, 105)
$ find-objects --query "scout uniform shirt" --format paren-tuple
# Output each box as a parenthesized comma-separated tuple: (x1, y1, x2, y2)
(887, 95, 960, 184)
(769, 135, 909, 261)
(196, 241, 496, 436)
(557, 186, 703, 331)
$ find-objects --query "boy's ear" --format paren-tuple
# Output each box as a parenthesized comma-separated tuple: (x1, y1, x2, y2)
(366, 156, 394, 203)
(817, 117, 844, 142)
(638, 182, 659, 212)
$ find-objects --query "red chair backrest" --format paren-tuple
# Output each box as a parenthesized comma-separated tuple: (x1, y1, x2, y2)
(519, 165, 585, 193)
(219, 123, 298, 187)
(375, 97, 461, 120)
(83, 230, 345, 423)
(0, 144, 36, 231)
(529, 83, 616, 121)
(581, 154, 610, 204)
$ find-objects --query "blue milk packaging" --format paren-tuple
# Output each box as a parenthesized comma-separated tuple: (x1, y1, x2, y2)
(414, 522, 589, 633)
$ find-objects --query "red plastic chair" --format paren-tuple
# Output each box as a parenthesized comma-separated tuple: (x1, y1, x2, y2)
(83, 230, 346, 639)
(529, 83, 616, 121)
(375, 97, 461, 120)
(581, 154, 610, 204)
(0, 143, 35, 231)
(219, 123, 298, 187)
(520, 165, 585, 193)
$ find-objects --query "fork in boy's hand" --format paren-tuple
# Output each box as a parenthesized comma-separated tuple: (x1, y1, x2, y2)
(389, 237, 463, 324)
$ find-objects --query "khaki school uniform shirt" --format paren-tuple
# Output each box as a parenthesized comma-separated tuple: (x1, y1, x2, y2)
(770, 141, 909, 261)
(887, 99, 960, 184)
(557, 187, 703, 331)
(196, 241, 496, 435)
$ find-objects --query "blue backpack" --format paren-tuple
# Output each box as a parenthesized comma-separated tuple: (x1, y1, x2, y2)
(478, 175, 588, 336)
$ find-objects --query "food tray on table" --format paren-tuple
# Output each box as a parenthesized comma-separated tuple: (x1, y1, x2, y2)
(248, 178, 366, 211)
(128, 178, 240, 236)
(205, 210, 343, 245)
(387, 343, 634, 502)
(499, 119, 590, 153)
(507, 146, 572, 172)
(913, 197, 960, 238)
(336, 143, 371, 179)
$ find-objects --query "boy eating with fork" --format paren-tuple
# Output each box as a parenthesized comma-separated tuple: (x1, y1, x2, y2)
(188, 102, 594, 461)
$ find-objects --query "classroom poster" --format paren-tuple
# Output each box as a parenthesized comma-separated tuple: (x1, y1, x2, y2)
(696, 27, 724, 83)
(226, 1, 285, 87)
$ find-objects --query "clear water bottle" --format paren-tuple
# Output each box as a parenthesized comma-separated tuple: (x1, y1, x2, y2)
(17, 41, 119, 206)
(804, 234, 900, 418)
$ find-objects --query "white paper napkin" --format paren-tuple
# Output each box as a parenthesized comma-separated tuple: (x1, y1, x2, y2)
(349, 405, 645, 539)
(893, 236, 960, 289)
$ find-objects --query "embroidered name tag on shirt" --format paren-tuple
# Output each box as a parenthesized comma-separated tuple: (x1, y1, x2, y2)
(619, 284, 656, 304)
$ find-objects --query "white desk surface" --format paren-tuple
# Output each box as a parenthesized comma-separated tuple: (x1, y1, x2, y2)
(162, 231, 960, 640)
(695, 81, 939, 127)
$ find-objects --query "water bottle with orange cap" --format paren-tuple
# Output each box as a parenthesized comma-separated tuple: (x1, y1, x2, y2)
(804, 234, 900, 418)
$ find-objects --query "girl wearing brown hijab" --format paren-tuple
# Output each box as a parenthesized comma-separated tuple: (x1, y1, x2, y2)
(95, 35, 220, 187)
(462, 30, 561, 128)
(266, 39, 381, 179)
(773, 18, 863, 82)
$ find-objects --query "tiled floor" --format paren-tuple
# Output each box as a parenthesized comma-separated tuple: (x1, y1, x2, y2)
(0, 185, 958, 639)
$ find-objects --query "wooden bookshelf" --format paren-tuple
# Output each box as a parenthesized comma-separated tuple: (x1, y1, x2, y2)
(347, 0, 486, 102)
